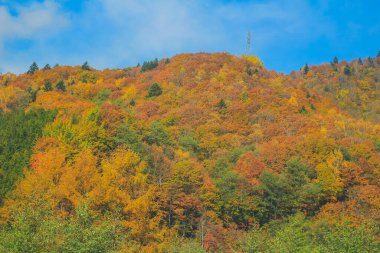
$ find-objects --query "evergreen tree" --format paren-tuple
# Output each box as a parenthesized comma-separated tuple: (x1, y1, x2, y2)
(368, 57, 375, 67)
(43, 81, 53, 91)
(147, 83, 162, 98)
(43, 64, 51, 70)
(81, 61, 91, 70)
(330, 57, 338, 71)
(245, 64, 253, 75)
(129, 99, 136, 106)
(141, 58, 159, 72)
(343, 65, 352, 75)
(27, 62, 39, 74)
(55, 80, 66, 91)
(217, 99, 227, 109)
(303, 64, 309, 75)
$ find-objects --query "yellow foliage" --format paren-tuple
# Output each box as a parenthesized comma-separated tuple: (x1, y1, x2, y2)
(122, 84, 138, 101)
(315, 150, 344, 200)
(338, 89, 349, 98)
(242, 55, 264, 67)
(0, 86, 25, 112)
(175, 149, 190, 159)
(288, 95, 298, 107)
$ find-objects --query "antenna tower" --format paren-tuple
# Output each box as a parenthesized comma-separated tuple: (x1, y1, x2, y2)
(246, 31, 251, 55)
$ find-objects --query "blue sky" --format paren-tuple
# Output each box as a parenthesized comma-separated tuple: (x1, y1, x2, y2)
(0, 0, 379, 74)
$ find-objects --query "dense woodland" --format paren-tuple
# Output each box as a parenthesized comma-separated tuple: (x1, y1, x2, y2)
(0, 52, 379, 252)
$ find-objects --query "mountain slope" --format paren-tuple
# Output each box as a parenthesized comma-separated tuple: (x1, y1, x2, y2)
(0, 52, 379, 252)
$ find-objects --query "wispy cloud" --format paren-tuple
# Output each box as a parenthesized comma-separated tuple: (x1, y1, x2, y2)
(0, 0, 68, 72)
(0, 0, 378, 74)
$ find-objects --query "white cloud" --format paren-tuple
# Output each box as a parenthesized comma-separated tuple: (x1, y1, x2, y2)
(0, 0, 68, 40)
(0, 0, 339, 73)
(0, 0, 68, 73)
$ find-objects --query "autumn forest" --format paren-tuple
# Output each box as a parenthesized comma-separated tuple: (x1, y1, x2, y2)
(0, 52, 379, 252)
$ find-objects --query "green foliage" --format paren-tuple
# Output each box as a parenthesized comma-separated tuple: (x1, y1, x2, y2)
(129, 99, 136, 106)
(179, 134, 199, 154)
(79, 72, 97, 83)
(316, 222, 380, 253)
(147, 83, 163, 98)
(114, 123, 146, 155)
(216, 99, 227, 109)
(374, 139, 380, 152)
(242, 214, 380, 253)
(165, 239, 206, 253)
(0, 109, 56, 204)
(43, 81, 53, 91)
(145, 121, 171, 146)
(0, 205, 122, 253)
(43, 109, 110, 153)
(26, 87, 38, 102)
(42, 64, 51, 70)
(344, 65, 352, 75)
(304, 64, 309, 75)
(299, 105, 309, 114)
(227, 145, 256, 164)
(245, 64, 253, 75)
(257, 159, 316, 223)
(330, 57, 338, 71)
(210, 154, 256, 227)
(267, 215, 317, 253)
(55, 80, 66, 91)
(141, 58, 159, 72)
(27, 62, 39, 74)
(93, 89, 111, 105)
(81, 61, 91, 71)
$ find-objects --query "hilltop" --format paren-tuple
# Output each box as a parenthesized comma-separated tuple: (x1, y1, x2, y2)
(0, 52, 379, 252)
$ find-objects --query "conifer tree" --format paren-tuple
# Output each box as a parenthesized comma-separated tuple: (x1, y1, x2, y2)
(27, 62, 39, 74)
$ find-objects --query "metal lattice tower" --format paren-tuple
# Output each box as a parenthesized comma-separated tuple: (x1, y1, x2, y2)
(246, 31, 251, 55)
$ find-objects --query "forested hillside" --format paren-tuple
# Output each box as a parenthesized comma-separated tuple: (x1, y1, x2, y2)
(0, 52, 379, 252)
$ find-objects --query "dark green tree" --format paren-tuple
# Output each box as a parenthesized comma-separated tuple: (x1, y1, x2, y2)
(343, 65, 352, 75)
(27, 62, 39, 74)
(367, 57, 375, 67)
(55, 80, 66, 91)
(129, 99, 136, 106)
(245, 64, 253, 75)
(216, 99, 227, 109)
(141, 58, 159, 72)
(0, 109, 56, 204)
(26, 87, 38, 102)
(43, 81, 53, 91)
(81, 61, 91, 70)
(145, 121, 171, 146)
(42, 64, 51, 70)
(303, 64, 309, 75)
(330, 57, 338, 71)
(257, 159, 316, 223)
(147, 83, 162, 98)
